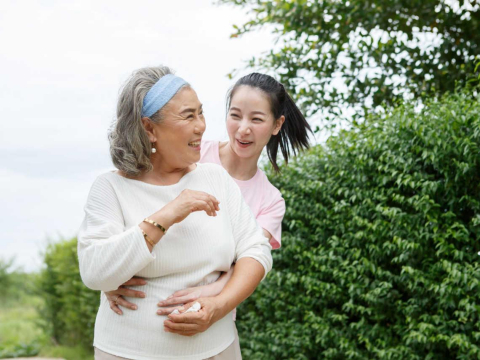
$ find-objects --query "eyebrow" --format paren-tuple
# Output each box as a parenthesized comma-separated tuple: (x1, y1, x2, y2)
(230, 107, 266, 116)
(180, 104, 203, 115)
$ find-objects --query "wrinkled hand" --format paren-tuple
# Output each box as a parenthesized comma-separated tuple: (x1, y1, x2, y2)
(156, 288, 202, 316)
(157, 282, 223, 316)
(162, 298, 226, 336)
(105, 277, 147, 315)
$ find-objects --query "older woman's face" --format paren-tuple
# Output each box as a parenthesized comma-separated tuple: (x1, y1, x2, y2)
(153, 87, 205, 168)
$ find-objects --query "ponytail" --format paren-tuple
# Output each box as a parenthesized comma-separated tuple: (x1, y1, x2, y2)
(227, 73, 312, 172)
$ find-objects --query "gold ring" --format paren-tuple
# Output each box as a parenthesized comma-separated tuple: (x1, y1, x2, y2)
(113, 295, 121, 305)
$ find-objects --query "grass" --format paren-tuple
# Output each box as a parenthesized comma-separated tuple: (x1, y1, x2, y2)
(0, 297, 45, 358)
(0, 299, 46, 344)
(0, 296, 92, 360)
(0, 258, 94, 359)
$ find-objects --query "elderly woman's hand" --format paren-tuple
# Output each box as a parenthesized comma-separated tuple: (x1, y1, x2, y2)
(159, 189, 220, 226)
(105, 277, 147, 315)
(162, 298, 228, 337)
(156, 267, 234, 316)
(141, 189, 221, 250)
(156, 287, 203, 316)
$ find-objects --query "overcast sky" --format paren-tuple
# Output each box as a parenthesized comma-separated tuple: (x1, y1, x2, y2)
(0, 0, 275, 271)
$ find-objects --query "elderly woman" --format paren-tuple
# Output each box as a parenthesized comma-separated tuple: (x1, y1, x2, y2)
(77, 66, 272, 359)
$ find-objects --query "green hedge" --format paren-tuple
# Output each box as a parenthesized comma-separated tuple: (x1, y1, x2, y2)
(236, 89, 480, 359)
(38, 238, 98, 349)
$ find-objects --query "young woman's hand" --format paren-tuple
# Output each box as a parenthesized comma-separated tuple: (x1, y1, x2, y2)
(105, 277, 147, 315)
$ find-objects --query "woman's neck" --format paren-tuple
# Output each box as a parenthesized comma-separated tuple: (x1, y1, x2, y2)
(218, 141, 260, 181)
(135, 159, 195, 186)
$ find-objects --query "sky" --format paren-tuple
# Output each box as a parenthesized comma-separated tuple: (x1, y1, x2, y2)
(0, 0, 275, 271)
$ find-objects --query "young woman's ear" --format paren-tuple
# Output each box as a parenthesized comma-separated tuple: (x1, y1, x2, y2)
(141, 117, 157, 143)
(272, 115, 285, 136)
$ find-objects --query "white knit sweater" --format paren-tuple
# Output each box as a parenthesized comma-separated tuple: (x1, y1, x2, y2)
(78, 163, 272, 360)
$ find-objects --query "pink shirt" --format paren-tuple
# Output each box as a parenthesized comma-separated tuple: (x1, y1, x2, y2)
(200, 140, 285, 249)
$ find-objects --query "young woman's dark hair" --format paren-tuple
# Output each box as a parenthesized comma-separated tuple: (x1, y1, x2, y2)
(226, 73, 312, 172)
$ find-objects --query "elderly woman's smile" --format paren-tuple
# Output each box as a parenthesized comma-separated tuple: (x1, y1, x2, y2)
(188, 140, 201, 149)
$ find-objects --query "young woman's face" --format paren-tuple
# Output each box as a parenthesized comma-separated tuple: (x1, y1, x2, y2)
(226, 86, 283, 160)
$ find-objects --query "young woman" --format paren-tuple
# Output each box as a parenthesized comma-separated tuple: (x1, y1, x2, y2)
(105, 73, 312, 317)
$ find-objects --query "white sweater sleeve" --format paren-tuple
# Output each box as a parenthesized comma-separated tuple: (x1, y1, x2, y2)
(223, 171, 273, 279)
(77, 175, 155, 291)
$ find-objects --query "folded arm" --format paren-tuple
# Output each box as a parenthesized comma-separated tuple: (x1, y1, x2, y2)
(157, 230, 271, 313)
(78, 177, 220, 292)
(163, 257, 265, 336)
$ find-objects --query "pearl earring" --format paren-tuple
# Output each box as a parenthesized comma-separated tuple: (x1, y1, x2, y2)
(151, 145, 157, 154)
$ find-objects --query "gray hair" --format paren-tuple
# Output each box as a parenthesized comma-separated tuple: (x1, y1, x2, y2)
(108, 65, 189, 176)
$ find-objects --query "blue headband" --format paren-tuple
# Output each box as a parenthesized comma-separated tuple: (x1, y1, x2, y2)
(142, 74, 188, 117)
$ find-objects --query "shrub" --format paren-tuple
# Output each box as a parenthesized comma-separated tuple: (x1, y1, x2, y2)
(236, 89, 480, 359)
(38, 238, 98, 350)
(0, 259, 14, 300)
(0, 343, 40, 359)
(0, 257, 38, 308)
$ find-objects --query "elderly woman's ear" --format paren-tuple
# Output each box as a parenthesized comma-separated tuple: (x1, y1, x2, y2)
(141, 117, 157, 143)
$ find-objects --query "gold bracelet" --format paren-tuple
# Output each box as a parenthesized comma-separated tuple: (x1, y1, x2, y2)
(143, 218, 167, 234)
(141, 229, 156, 247)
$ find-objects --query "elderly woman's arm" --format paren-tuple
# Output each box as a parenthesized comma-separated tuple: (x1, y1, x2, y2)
(78, 176, 156, 291)
(154, 229, 275, 315)
(163, 257, 264, 335)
